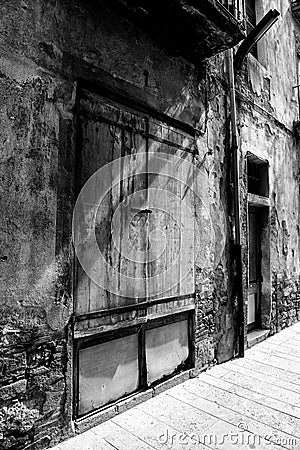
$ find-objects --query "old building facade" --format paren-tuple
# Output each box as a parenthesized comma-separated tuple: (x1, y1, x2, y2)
(0, 0, 300, 448)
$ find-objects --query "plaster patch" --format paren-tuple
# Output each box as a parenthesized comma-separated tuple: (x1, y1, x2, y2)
(0, 51, 42, 84)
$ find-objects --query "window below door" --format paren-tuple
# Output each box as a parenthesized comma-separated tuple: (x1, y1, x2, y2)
(74, 311, 193, 418)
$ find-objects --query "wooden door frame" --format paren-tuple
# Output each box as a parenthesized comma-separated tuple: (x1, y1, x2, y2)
(247, 205, 262, 330)
(71, 83, 197, 420)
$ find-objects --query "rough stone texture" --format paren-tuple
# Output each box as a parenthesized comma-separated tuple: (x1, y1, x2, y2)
(193, 54, 238, 369)
(271, 274, 300, 334)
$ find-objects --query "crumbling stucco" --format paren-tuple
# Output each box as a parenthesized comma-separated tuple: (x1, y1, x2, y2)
(0, 0, 300, 448)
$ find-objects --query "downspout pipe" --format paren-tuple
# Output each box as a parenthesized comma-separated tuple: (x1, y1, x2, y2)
(228, 9, 280, 357)
(234, 9, 280, 70)
(228, 48, 245, 357)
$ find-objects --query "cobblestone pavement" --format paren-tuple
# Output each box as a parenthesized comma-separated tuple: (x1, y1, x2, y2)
(50, 322, 300, 449)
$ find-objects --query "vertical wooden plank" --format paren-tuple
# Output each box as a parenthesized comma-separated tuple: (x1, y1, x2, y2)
(75, 117, 120, 315)
(146, 141, 194, 302)
(177, 149, 195, 298)
(109, 129, 147, 302)
(147, 144, 181, 299)
(75, 93, 149, 317)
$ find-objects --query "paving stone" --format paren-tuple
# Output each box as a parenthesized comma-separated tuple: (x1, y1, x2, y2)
(206, 365, 230, 378)
(261, 341, 300, 357)
(203, 372, 300, 418)
(204, 418, 284, 450)
(224, 360, 300, 395)
(231, 356, 300, 386)
(255, 345, 300, 364)
(182, 377, 300, 438)
(247, 351, 300, 375)
(136, 392, 219, 435)
(112, 407, 209, 450)
(57, 430, 115, 450)
(221, 367, 300, 405)
(167, 382, 298, 449)
(92, 421, 154, 449)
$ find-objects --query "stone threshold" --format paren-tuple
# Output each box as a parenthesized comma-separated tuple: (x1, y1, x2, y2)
(247, 328, 270, 348)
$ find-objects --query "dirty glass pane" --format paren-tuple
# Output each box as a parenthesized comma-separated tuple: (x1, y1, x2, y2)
(78, 333, 139, 415)
(145, 320, 189, 384)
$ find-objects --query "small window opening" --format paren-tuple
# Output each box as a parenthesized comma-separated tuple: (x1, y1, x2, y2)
(247, 154, 269, 197)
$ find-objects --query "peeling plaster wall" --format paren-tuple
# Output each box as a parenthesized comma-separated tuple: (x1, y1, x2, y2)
(0, 64, 73, 449)
(194, 57, 237, 368)
(2, 0, 299, 447)
(0, 1, 237, 448)
(237, 0, 300, 335)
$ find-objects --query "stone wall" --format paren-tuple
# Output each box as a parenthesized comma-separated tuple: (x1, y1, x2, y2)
(237, 0, 300, 340)
(0, 69, 72, 449)
(0, 1, 237, 448)
(194, 57, 238, 366)
(0, 0, 299, 448)
(271, 274, 300, 334)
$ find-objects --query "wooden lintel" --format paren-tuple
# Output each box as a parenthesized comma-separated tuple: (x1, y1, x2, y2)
(74, 294, 195, 322)
(62, 52, 196, 136)
(248, 193, 270, 207)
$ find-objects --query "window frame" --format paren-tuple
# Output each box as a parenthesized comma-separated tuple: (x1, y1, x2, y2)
(73, 310, 194, 419)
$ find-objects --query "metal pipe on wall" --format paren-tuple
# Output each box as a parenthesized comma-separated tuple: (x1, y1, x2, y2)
(228, 48, 245, 357)
(228, 9, 280, 357)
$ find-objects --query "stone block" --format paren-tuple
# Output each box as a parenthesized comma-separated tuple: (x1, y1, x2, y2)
(0, 379, 27, 402)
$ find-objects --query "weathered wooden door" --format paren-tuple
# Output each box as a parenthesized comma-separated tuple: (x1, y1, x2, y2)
(247, 207, 261, 329)
(73, 88, 195, 416)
